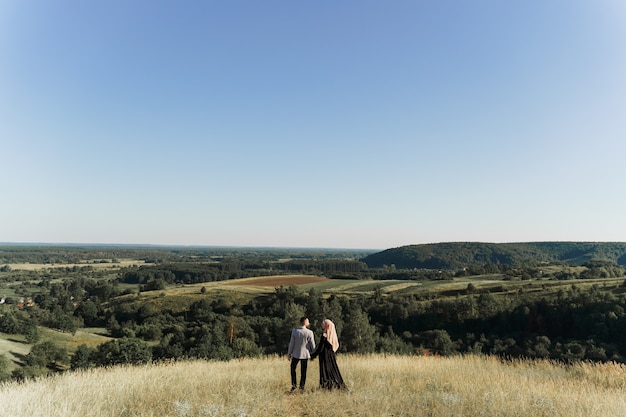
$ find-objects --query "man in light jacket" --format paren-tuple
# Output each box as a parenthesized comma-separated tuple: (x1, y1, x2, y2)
(287, 316, 316, 392)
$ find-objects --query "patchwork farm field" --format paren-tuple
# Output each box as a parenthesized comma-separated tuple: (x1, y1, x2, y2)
(117, 275, 439, 311)
(5, 259, 146, 271)
(226, 275, 331, 287)
(130, 274, 626, 302)
(149, 274, 565, 300)
(207, 275, 422, 294)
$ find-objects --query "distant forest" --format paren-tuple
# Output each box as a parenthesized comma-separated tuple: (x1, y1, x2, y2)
(362, 242, 626, 270)
(5, 241, 626, 271)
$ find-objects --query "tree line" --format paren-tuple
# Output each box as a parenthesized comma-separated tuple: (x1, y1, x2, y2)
(118, 260, 369, 289)
(3, 269, 626, 380)
(362, 242, 626, 269)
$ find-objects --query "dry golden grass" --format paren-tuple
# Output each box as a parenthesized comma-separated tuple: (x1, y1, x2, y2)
(1, 354, 625, 417)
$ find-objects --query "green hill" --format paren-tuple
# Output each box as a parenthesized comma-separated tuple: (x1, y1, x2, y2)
(362, 242, 626, 269)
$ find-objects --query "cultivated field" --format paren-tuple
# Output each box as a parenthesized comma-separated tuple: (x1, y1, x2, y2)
(126, 275, 423, 302)
(1, 354, 625, 417)
(99, 274, 626, 321)
(4, 259, 146, 271)
(226, 275, 331, 287)
(164, 275, 480, 295)
(129, 274, 626, 301)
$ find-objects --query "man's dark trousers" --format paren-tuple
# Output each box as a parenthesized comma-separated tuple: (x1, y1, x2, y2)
(290, 357, 308, 389)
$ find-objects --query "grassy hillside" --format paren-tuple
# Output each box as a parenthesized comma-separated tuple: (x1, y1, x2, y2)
(1, 354, 625, 417)
(362, 241, 626, 269)
(0, 328, 112, 373)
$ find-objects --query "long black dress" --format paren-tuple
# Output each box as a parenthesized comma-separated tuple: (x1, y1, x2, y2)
(310, 335, 346, 390)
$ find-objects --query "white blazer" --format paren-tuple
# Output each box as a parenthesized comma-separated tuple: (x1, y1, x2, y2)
(288, 326, 316, 359)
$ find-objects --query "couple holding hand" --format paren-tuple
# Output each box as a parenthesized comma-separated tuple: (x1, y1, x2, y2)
(287, 316, 346, 392)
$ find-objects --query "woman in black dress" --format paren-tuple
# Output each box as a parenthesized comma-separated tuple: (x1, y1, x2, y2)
(310, 319, 346, 390)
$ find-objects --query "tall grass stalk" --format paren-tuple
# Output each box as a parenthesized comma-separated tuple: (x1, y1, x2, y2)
(1, 354, 625, 416)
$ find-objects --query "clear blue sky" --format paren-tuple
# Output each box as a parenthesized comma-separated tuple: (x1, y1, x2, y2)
(1, 1, 625, 249)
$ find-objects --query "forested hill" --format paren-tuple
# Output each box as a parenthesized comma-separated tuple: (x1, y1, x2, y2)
(361, 242, 626, 269)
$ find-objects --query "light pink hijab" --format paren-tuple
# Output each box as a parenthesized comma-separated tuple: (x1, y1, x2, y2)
(322, 319, 339, 352)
